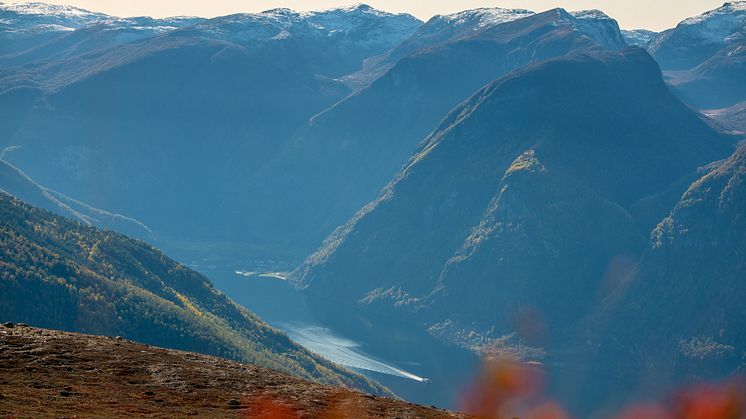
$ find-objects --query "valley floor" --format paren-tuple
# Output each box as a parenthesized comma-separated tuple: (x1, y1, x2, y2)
(0, 324, 462, 418)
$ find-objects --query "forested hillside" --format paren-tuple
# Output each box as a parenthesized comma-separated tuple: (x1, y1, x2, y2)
(0, 192, 384, 395)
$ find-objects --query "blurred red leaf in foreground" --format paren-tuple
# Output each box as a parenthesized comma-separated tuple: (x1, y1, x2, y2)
(462, 358, 745, 419)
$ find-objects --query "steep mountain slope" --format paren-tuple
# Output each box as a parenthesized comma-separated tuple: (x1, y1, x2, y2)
(650, 2, 746, 109)
(0, 4, 420, 258)
(294, 48, 733, 344)
(0, 326, 457, 418)
(244, 8, 629, 253)
(0, 158, 151, 238)
(585, 141, 746, 398)
(0, 193, 385, 394)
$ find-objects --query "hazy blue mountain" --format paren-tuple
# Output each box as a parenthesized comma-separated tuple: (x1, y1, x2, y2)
(650, 1, 746, 71)
(0, 5, 628, 263)
(243, 8, 630, 254)
(0, 16, 205, 67)
(649, 2, 746, 109)
(0, 4, 420, 261)
(666, 32, 746, 109)
(179, 5, 421, 78)
(1, 37, 348, 246)
(294, 48, 733, 346)
(0, 192, 386, 395)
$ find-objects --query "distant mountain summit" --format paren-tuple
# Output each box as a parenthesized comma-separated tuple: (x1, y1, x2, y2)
(569, 9, 626, 51)
(185, 4, 421, 77)
(0, 2, 419, 75)
(649, 1, 746, 109)
(651, 1, 746, 70)
(0, 1, 108, 56)
(355, 7, 626, 85)
(0, 1, 107, 29)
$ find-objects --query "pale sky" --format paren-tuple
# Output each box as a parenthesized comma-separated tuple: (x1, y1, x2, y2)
(9, 0, 728, 31)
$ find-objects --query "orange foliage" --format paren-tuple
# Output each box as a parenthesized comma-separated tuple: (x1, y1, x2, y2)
(462, 359, 745, 419)
(246, 396, 296, 419)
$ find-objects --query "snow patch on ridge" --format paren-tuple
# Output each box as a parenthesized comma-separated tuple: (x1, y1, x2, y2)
(435, 7, 535, 30)
(678, 1, 746, 43)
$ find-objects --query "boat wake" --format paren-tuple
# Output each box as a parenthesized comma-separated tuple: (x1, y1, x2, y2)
(279, 322, 429, 383)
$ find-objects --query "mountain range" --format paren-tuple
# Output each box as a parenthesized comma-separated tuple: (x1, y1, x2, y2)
(2, 1, 746, 415)
(237, 7, 628, 253)
(0, 2, 420, 260)
(0, 3, 632, 263)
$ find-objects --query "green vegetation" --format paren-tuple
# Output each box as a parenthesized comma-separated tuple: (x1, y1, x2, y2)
(0, 193, 386, 395)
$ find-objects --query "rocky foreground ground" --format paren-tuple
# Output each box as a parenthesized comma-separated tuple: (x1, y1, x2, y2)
(0, 323, 463, 418)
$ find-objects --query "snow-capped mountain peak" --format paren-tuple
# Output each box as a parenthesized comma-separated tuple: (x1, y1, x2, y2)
(678, 1, 746, 42)
(0, 1, 103, 19)
(319, 3, 397, 18)
(571, 9, 612, 20)
(434, 7, 535, 30)
(569, 9, 626, 50)
(683, 1, 746, 24)
(191, 4, 420, 46)
(0, 1, 108, 32)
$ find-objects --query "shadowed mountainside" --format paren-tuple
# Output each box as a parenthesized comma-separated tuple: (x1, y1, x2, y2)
(294, 47, 733, 350)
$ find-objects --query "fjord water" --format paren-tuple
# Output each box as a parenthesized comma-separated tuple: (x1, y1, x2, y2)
(201, 266, 479, 410)
(188, 265, 637, 414)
